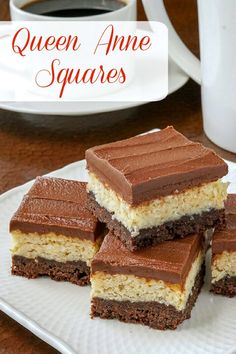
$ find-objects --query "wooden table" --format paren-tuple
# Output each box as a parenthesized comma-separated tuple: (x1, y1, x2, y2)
(0, 1, 235, 353)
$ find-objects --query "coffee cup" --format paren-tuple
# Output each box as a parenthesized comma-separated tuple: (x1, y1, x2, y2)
(143, 0, 236, 153)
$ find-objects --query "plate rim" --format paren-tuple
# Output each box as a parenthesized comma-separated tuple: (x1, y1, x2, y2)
(0, 300, 75, 354)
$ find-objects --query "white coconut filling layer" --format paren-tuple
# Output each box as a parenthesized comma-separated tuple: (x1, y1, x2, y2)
(91, 252, 204, 312)
(87, 172, 228, 237)
(11, 230, 102, 266)
(212, 251, 236, 283)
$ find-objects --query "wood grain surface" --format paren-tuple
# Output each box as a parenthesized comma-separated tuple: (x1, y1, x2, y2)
(0, 0, 235, 353)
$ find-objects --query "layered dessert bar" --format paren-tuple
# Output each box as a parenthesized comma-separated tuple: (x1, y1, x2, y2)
(91, 232, 205, 330)
(211, 194, 236, 297)
(10, 177, 105, 286)
(86, 126, 228, 251)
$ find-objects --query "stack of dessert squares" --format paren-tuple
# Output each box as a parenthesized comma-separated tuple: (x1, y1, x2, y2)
(10, 126, 236, 330)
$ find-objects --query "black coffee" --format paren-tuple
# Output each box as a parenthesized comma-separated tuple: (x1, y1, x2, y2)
(22, 0, 126, 17)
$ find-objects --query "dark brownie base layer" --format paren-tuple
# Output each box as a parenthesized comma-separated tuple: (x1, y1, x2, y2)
(91, 265, 205, 330)
(12, 255, 90, 286)
(211, 276, 236, 297)
(88, 193, 225, 251)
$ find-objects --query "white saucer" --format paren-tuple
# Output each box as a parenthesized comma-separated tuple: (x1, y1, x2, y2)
(0, 59, 188, 115)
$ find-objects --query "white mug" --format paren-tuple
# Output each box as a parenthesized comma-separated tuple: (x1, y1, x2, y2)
(10, 0, 137, 21)
(143, 0, 236, 153)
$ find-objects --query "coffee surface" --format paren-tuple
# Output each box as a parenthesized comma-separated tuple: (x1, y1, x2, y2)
(22, 0, 125, 17)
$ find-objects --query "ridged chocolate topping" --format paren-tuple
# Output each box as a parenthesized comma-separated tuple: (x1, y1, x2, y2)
(212, 229, 236, 254)
(86, 126, 228, 205)
(225, 194, 236, 229)
(92, 232, 203, 286)
(212, 194, 236, 254)
(10, 177, 102, 241)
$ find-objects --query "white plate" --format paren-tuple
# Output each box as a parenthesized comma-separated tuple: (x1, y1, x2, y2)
(0, 149, 236, 354)
(0, 29, 188, 117)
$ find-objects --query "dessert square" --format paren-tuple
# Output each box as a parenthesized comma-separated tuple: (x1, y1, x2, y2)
(91, 232, 205, 330)
(10, 177, 105, 286)
(211, 194, 236, 297)
(86, 126, 228, 251)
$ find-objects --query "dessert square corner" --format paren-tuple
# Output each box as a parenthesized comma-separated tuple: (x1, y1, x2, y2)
(210, 194, 236, 297)
(9, 176, 105, 286)
(86, 127, 228, 251)
(86, 126, 228, 206)
(90, 232, 206, 330)
(10, 176, 102, 241)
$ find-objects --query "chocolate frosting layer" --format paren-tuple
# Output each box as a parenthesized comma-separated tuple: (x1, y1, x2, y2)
(92, 232, 203, 286)
(10, 177, 102, 241)
(212, 229, 236, 254)
(225, 194, 236, 229)
(86, 126, 228, 205)
(212, 194, 236, 253)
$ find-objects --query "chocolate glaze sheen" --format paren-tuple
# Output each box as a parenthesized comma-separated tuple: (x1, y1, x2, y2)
(225, 194, 236, 229)
(86, 126, 228, 205)
(212, 194, 236, 254)
(10, 177, 102, 241)
(212, 229, 236, 254)
(92, 232, 203, 286)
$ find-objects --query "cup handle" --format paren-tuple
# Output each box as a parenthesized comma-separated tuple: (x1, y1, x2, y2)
(142, 0, 201, 85)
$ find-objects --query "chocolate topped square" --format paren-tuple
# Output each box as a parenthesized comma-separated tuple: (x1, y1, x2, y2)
(225, 193, 236, 229)
(86, 126, 227, 205)
(92, 232, 203, 286)
(10, 177, 105, 286)
(91, 232, 205, 329)
(86, 127, 228, 251)
(10, 177, 101, 241)
(212, 194, 236, 254)
(211, 194, 236, 297)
